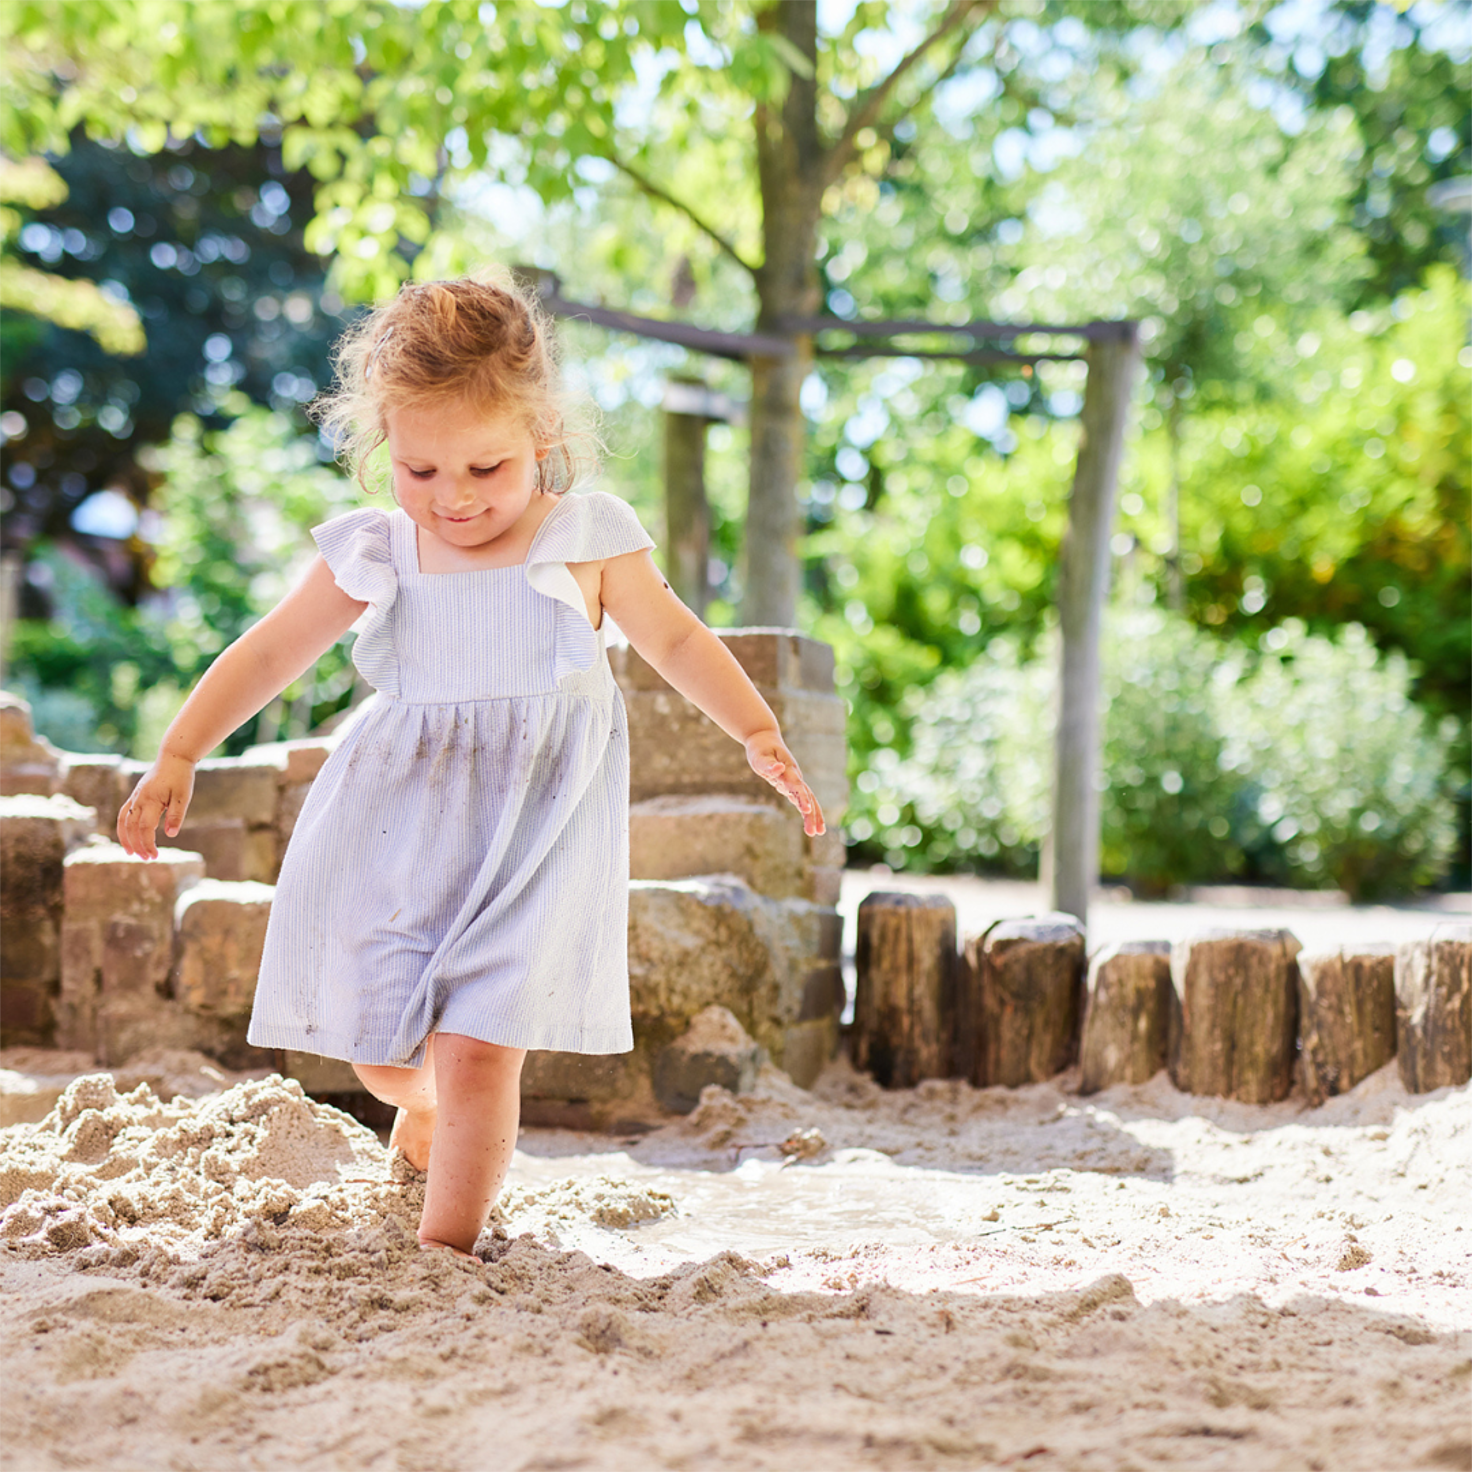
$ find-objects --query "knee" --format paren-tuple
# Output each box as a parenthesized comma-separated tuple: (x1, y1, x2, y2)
(353, 1062, 422, 1102)
(436, 1035, 526, 1082)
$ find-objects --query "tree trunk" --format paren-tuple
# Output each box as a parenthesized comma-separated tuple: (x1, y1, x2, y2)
(1042, 325, 1141, 931)
(852, 892, 957, 1087)
(663, 386, 711, 617)
(1168, 929, 1300, 1103)
(745, 1, 823, 627)
(1297, 945, 1396, 1105)
(1078, 940, 1173, 1094)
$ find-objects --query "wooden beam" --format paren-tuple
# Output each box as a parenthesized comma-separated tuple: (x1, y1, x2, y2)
(540, 294, 794, 361)
(1042, 323, 1142, 931)
(781, 314, 1134, 342)
(815, 345, 1084, 365)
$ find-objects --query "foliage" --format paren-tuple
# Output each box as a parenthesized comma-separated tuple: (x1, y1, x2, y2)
(1, 132, 340, 556)
(848, 606, 1456, 899)
(8, 407, 363, 756)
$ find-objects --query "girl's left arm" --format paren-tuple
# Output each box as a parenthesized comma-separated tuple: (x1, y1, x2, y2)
(600, 550, 825, 837)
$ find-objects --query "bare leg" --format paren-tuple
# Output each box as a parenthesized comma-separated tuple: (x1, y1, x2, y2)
(354, 1047, 438, 1171)
(416, 1034, 526, 1255)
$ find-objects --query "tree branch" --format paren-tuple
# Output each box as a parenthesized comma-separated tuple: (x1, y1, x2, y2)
(608, 155, 758, 277)
(823, 0, 994, 190)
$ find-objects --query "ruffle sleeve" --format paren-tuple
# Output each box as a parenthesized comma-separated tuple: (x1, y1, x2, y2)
(312, 507, 399, 696)
(524, 491, 656, 685)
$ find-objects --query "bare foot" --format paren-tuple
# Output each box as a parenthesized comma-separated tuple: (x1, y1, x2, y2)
(388, 1104, 434, 1171)
(418, 1237, 478, 1261)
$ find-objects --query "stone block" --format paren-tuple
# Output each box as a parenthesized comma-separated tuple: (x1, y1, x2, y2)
(92, 995, 262, 1070)
(653, 1005, 762, 1113)
(59, 755, 129, 833)
(58, 844, 204, 1053)
(172, 880, 274, 1018)
(1297, 946, 1397, 1105)
(1395, 925, 1472, 1094)
(523, 1050, 645, 1107)
(187, 753, 287, 826)
(961, 914, 1086, 1088)
(169, 816, 276, 883)
(1, 794, 96, 915)
(630, 794, 806, 898)
(1078, 941, 1174, 1094)
(243, 737, 335, 785)
(1169, 929, 1301, 1104)
(780, 1017, 837, 1090)
(283, 1051, 362, 1096)
(627, 877, 828, 1071)
(621, 686, 847, 817)
(611, 629, 835, 695)
(0, 692, 62, 796)
(275, 781, 315, 851)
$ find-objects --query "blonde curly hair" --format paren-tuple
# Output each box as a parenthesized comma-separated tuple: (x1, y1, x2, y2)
(312, 270, 598, 495)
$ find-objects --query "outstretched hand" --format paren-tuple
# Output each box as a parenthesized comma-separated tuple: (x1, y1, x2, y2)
(745, 731, 825, 838)
(117, 755, 196, 860)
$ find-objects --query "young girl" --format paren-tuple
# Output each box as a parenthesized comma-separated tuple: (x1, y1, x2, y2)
(117, 273, 824, 1258)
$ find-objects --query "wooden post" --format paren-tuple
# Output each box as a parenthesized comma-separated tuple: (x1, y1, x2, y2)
(1169, 929, 1301, 1103)
(961, 914, 1085, 1088)
(1078, 940, 1173, 1094)
(1042, 324, 1141, 931)
(852, 892, 957, 1088)
(1297, 945, 1397, 1105)
(0, 551, 20, 688)
(1395, 924, 1472, 1094)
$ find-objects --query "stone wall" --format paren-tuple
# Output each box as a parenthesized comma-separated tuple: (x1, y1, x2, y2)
(0, 630, 849, 1125)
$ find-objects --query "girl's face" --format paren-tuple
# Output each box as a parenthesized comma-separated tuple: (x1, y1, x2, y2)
(384, 397, 547, 552)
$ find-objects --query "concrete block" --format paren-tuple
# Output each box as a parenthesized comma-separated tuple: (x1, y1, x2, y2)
(172, 880, 274, 1018)
(653, 1005, 762, 1113)
(630, 795, 806, 898)
(169, 816, 276, 883)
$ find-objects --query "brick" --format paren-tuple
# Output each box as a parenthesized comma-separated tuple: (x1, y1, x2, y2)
(172, 880, 273, 1018)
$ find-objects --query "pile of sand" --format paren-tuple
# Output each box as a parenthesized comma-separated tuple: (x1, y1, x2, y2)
(1, 1063, 1468, 1472)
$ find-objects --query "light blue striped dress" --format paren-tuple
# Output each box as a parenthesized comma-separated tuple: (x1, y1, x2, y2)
(247, 490, 654, 1069)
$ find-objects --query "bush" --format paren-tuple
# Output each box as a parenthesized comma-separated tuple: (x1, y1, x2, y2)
(1218, 621, 1458, 899)
(848, 606, 1456, 899)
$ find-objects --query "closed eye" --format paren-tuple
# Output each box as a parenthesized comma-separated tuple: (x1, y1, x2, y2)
(470, 462, 505, 477)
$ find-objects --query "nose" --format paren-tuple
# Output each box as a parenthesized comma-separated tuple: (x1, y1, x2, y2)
(438, 477, 478, 510)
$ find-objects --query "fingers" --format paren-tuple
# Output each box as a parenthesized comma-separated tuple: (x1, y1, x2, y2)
(117, 792, 164, 860)
(756, 754, 826, 838)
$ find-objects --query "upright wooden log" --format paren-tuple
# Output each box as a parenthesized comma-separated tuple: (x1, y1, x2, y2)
(961, 914, 1085, 1088)
(1078, 940, 1172, 1094)
(1168, 929, 1300, 1103)
(1395, 924, 1472, 1094)
(1297, 946, 1396, 1105)
(852, 892, 957, 1088)
(1042, 324, 1142, 933)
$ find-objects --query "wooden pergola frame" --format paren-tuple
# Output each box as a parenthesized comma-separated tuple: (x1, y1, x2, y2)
(539, 283, 1140, 929)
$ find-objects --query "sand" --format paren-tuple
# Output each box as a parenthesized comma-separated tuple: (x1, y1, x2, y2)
(1, 1051, 1468, 1472)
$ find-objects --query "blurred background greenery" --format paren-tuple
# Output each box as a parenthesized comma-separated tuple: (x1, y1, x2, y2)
(1, 0, 1467, 895)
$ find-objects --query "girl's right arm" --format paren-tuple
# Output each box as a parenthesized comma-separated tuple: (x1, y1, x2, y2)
(117, 557, 367, 859)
